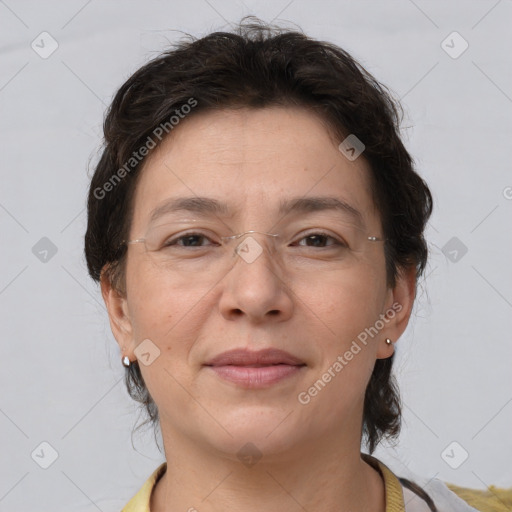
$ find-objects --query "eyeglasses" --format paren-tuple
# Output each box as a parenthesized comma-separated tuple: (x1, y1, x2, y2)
(121, 220, 385, 277)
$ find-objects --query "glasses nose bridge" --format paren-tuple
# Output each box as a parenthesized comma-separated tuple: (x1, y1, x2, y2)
(221, 230, 280, 241)
(221, 230, 281, 262)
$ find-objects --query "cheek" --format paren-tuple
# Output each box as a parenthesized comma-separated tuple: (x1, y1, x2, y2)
(293, 260, 387, 343)
(124, 263, 214, 419)
(291, 262, 386, 414)
(125, 260, 213, 365)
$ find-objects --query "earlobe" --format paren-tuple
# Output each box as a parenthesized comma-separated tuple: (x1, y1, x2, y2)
(376, 266, 417, 359)
(376, 337, 395, 359)
(100, 266, 134, 355)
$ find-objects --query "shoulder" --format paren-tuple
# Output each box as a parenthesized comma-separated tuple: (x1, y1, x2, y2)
(445, 483, 512, 511)
(127, 458, 485, 512)
(121, 462, 167, 512)
(401, 477, 480, 512)
(362, 454, 478, 512)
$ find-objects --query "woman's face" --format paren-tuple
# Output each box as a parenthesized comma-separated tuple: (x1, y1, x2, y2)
(103, 106, 414, 459)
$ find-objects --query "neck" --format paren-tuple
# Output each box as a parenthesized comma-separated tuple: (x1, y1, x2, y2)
(150, 428, 385, 512)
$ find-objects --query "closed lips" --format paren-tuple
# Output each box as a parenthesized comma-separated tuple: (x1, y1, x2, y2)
(204, 348, 305, 367)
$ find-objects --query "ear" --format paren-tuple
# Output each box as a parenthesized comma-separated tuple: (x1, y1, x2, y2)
(100, 265, 135, 361)
(376, 266, 417, 359)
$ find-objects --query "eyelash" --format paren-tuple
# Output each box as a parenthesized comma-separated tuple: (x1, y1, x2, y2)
(165, 231, 348, 249)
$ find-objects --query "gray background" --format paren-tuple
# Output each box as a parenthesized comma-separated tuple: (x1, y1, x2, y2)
(1, 0, 511, 510)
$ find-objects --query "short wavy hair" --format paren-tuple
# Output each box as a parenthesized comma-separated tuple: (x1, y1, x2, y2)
(84, 17, 433, 455)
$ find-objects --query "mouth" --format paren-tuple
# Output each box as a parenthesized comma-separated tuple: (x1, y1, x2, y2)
(203, 348, 306, 388)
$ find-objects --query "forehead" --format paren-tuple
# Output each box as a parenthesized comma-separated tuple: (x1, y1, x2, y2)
(130, 106, 378, 230)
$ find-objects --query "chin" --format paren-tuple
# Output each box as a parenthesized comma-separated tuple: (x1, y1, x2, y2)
(205, 408, 305, 457)
(213, 430, 302, 465)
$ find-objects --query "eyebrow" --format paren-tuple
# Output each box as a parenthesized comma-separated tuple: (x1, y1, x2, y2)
(149, 195, 364, 226)
(149, 196, 231, 223)
(278, 196, 363, 226)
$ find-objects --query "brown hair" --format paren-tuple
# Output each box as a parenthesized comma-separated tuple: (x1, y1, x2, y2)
(85, 17, 433, 454)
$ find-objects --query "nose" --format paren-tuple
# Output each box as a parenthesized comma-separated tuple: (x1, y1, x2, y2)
(218, 234, 294, 324)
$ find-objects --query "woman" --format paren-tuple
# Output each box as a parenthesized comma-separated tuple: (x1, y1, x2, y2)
(85, 18, 476, 512)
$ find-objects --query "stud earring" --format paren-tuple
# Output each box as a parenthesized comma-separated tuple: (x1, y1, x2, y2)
(122, 356, 131, 367)
(385, 338, 393, 345)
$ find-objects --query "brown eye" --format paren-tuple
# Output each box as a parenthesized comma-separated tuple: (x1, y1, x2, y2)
(295, 232, 347, 248)
(164, 232, 216, 248)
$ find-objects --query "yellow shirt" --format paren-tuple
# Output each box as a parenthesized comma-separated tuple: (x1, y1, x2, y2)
(121, 454, 406, 512)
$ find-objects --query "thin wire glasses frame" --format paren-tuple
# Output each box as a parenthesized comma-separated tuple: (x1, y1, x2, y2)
(119, 226, 387, 273)
(122, 230, 386, 249)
